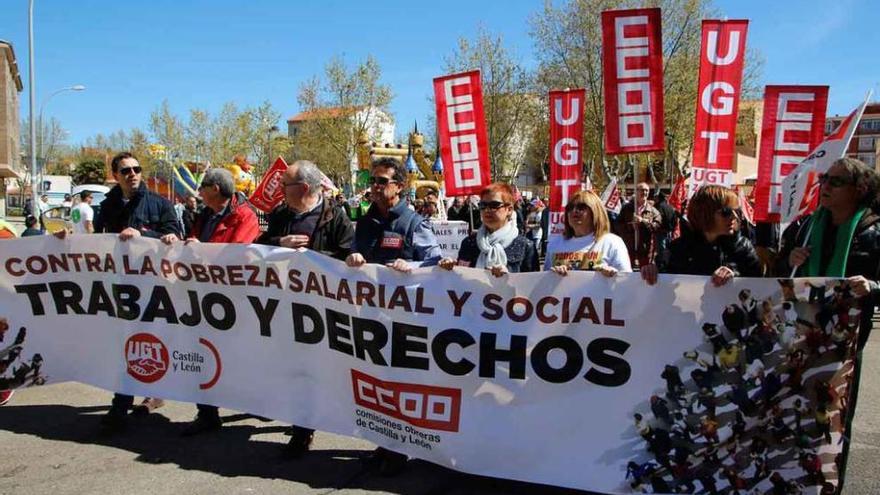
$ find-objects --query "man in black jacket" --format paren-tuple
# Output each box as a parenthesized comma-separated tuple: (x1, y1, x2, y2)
(257, 160, 354, 458)
(95, 152, 181, 433)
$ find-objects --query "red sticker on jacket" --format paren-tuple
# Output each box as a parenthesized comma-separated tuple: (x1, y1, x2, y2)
(380, 234, 403, 249)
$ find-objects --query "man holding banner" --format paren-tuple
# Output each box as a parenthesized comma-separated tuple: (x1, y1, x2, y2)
(777, 158, 880, 350)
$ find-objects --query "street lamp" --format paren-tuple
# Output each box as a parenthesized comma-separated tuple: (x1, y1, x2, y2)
(38, 84, 85, 191)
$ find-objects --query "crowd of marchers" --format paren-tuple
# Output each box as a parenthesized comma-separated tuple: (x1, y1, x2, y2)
(2, 150, 879, 482)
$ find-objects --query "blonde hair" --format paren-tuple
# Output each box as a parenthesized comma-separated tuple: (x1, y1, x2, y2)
(563, 190, 610, 240)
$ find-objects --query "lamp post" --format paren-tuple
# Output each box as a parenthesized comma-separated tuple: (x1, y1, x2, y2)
(28, 0, 36, 212)
(38, 84, 85, 190)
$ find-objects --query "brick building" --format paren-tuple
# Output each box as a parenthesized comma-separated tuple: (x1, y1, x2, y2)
(0, 40, 23, 217)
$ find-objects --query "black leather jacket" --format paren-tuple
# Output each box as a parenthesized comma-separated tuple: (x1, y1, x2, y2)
(664, 231, 761, 277)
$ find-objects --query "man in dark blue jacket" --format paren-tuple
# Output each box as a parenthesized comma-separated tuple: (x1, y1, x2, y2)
(95, 152, 181, 434)
(345, 157, 440, 475)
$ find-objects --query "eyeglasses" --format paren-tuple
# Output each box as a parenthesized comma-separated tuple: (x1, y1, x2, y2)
(369, 176, 398, 186)
(478, 200, 509, 211)
(718, 207, 739, 219)
(567, 203, 590, 213)
(118, 166, 142, 176)
(817, 173, 853, 188)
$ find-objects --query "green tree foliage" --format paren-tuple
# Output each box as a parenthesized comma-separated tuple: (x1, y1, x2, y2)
(292, 55, 394, 187)
(71, 158, 107, 185)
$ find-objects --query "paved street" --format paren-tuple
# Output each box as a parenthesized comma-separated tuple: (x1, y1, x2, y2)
(0, 330, 877, 495)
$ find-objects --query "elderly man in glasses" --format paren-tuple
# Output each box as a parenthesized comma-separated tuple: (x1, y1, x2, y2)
(614, 182, 662, 269)
(93, 152, 181, 434)
(778, 157, 880, 351)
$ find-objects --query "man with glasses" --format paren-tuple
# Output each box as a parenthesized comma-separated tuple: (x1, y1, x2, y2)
(93, 152, 181, 434)
(256, 160, 354, 456)
(615, 182, 661, 269)
(345, 157, 440, 475)
(779, 157, 880, 351)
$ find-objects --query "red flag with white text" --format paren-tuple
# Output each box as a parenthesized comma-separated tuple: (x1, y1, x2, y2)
(249, 157, 289, 213)
(433, 71, 492, 197)
(736, 186, 755, 225)
(601, 8, 665, 154)
(689, 19, 749, 194)
(549, 89, 586, 235)
(601, 179, 622, 215)
(779, 92, 873, 224)
(753, 85, 828, 222)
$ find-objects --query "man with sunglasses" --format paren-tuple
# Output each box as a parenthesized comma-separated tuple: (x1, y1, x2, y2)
(778, 157, 880, 351)
(93, 152, 181, 434)
(345, 157, 440, 475)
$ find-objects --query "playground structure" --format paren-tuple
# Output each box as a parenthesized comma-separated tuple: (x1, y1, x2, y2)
(355, 125, 444, 200)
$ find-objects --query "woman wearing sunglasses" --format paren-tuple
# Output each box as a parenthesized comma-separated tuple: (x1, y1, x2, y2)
(544, 190, 631, 277)
(642, 185, 760, 286)
(439, 183, 539, 275)
(778, 157, 880, 350)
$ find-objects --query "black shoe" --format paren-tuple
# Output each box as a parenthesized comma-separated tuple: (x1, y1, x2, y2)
(180, 414, 222, 437)
(282, 430, 314, 459)
(99, 408, 128, 435)
(365, 448, 407, 477)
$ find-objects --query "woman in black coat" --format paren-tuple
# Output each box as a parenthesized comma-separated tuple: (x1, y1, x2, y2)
(642, 185, 761, 285)
(439, 183, 538, 275)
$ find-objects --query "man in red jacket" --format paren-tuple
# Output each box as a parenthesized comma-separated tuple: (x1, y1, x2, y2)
(161, 167, 259, 435)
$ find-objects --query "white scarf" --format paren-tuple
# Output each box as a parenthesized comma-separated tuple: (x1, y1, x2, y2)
(475, 218, 519, 269)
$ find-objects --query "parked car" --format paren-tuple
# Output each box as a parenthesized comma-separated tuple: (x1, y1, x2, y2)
(40, 205, 72, 234)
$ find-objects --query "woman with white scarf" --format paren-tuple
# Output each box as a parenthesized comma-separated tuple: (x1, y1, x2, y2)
(439, 183, 538, 275)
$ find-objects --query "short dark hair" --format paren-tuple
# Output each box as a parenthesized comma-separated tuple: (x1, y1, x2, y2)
(25, 215, 37, 228)
(80, 191, 92, 201)
(371, 157, 407, 184)
(111, 152, 136, 173)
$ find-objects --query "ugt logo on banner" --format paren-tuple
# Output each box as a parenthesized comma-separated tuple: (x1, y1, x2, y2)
(601, 7, 665, 154)
(433, 71, 491, 197)
(689, 19, 749, 195)
(753, 86, 828, 222)
(549, 89, 586, 235)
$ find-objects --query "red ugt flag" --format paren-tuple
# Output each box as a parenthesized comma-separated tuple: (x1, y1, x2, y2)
(548, 89, 586, 235)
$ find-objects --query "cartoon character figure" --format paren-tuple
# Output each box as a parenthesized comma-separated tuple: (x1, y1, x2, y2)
(225, 155, 256, 196)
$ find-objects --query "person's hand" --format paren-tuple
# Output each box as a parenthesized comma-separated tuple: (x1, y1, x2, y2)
(488, 265, 508, 278)
(438, 258, 456, 271)
(846, 276, 874, 297)
(184, 238, 200, 245)
(346, 253, 366, 267)
(596, 265, 618, 278)
(387, 258, 412, 273)
(118, 227, 141, 241)
(789, 247, 810, 268)
(641, 263, 658, 285)
(551, 265, 569, 276)
(279, 234, 310, 249)
(160, 233, 179, 245)
(712, 266, 735, 287)
(52, 229, 67, 240)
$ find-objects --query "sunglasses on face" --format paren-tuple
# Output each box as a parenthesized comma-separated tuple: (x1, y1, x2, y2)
(567, 203, 590, 213)
(818, 173, 852, 188)
(718, 207, 739, 219)
(118, 166, 142, 176)
(369, 176, 397, 186)
(478, 201, 509, 211)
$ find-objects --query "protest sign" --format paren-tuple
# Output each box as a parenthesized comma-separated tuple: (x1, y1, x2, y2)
(689, 20, 749, 195)
(429, 220, 470, 259)
(549, 89, 586, 235)
(249, 157, 290, 213)
(0, 236, 859, 494)
(753, 86, 828, 222)
(433, 71, 491, 197)
(602, 8, 665, 154)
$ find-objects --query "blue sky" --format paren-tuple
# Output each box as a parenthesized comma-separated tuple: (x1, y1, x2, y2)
(1, 0, 878, 147)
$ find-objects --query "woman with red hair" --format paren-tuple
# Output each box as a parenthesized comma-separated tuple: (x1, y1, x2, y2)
(439, 183, 538, 275)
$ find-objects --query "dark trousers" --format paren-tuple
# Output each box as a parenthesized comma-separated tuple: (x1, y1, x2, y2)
(111, 393, 134, 412)
(290, 424, 315, 437)
(197, 403, 219, 419)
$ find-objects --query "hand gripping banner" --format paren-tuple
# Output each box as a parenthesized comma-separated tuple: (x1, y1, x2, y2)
(602, 7, 665, 154)
(433, 70, 492, 197)
(689, 19, 749, 194)
(753, 86, 828, 222)
(0, 235, 862, 494)
(549, 89, 586, 235)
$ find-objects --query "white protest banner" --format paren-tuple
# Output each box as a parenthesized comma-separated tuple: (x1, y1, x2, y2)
(780, 92, 872, 224)
(0, 235, 860, 494)
(429, 220, 469, 259)
(601, 178, 623, 215)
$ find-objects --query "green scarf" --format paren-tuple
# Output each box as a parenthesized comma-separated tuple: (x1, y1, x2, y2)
(806, 207, 867, 277)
